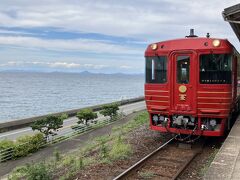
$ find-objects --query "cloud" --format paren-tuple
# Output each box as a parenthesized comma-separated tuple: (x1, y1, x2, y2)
(1, 61, 139, 71)
(0, 1, 239, 43)
(3, 61, 106, 69)
(120, 65, 132, 69)
(0, 29, 35, 35)
(0, 35, 143, 55)
(0, 0, 239, 73)
(0, 0, 238, 39)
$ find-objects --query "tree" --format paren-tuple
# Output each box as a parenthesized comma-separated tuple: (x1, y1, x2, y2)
(31, 115, 66, 140)
(100, 103, 119, 120)
(76, 109, 98, 125)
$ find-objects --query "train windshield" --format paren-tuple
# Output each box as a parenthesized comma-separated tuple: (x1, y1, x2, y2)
(177, 56, 190, 84)
(199, 54, 232, 84)
(146, 56, 167, 83)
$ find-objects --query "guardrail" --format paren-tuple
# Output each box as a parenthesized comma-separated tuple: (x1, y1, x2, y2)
(0, 113, 125, 162)
(0, 96, 144, 132)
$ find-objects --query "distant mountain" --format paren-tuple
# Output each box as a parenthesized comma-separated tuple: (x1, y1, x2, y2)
(79, 71, 92, 75)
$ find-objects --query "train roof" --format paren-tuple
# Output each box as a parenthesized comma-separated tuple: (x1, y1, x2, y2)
(145, 37, 233, 55)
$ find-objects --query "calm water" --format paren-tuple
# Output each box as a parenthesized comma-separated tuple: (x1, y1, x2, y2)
(0, 72, 144, 122)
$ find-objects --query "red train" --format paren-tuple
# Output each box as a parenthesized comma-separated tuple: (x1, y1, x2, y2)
(144, 30, 240, 141)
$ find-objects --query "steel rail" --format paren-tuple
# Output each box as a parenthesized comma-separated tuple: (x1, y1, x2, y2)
(113, 136, 176, 180)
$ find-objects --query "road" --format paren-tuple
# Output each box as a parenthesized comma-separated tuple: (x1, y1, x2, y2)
(0, 101, 146, 141)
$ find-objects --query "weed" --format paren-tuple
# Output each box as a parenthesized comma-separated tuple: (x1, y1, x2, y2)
(109, 136, 132, 161)
(78, 156, 84, 169)
(139, 171, 156, 179)
(9, 162, 52, 180)
(8, 166, 27, 180)
(25, 162, 51, 180)
(53, 148, 61, 162)
(96, 136, 110, 159)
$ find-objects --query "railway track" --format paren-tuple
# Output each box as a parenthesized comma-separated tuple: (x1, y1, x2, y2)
(113, 137, 202, 180)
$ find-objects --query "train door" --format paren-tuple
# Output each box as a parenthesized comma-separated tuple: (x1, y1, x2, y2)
(171, 52, 196, 114)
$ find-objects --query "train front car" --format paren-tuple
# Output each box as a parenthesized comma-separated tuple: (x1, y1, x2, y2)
(145, 34, 239, 140)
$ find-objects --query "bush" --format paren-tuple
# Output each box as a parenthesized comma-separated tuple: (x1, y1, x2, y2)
(60, 113, 68, 121)
(100, 103, 119, 120)
(9, 162, 51, 180)
(0, 139, 14, 162)
(0, 139, 14, 150)
(13, 133, 45, 158)
(8, 166, 28, 180)
(76, 109, 97, 125)
(30, 133, 46, 150)
(25, 162, 51, 180)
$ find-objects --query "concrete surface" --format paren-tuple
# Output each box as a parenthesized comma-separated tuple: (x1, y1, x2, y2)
(204, 117, 240, 180)
(0, 96, 144, 132)
(0, 100, 145, 141)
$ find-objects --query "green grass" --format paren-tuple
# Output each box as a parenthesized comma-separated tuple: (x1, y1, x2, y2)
(109, 135, 132, 161)
(9, 111, 149, 180)
(8, 162, 51, 180)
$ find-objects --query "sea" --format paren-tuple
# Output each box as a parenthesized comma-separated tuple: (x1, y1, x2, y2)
(0, 72, 144, 123)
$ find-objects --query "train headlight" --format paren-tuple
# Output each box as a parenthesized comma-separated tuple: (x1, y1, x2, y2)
(150, 43, 158, 50)
(212, 39, 221, 47)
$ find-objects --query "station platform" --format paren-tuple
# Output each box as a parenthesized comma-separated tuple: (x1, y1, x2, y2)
(204, 117, 240, 179)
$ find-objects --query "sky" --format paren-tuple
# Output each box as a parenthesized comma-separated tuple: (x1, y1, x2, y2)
(0, 0, 239, 74)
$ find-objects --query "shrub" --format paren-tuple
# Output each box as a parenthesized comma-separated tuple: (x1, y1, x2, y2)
(0, 139, 14, 150)
(9, 162, 51, 180)
(30, 133, 46, 150)
(76, 109, 98, 125)
(14, 135, 33, 158)
(25, 162, 51, 180)
(0, 139, 14, 162)
(8, 166, 28, 180)
(100, 103, 119, 120)
(60, 113, 68, 121)
(13, 133, 45, 158)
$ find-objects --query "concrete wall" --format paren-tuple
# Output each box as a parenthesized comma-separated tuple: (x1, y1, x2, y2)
(0, 96, 144, 132)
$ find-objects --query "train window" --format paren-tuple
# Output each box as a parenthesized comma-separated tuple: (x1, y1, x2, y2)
(146, 56, 167, 83)
(177, 56, 190, 84)
(200, 54, 232, 84)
